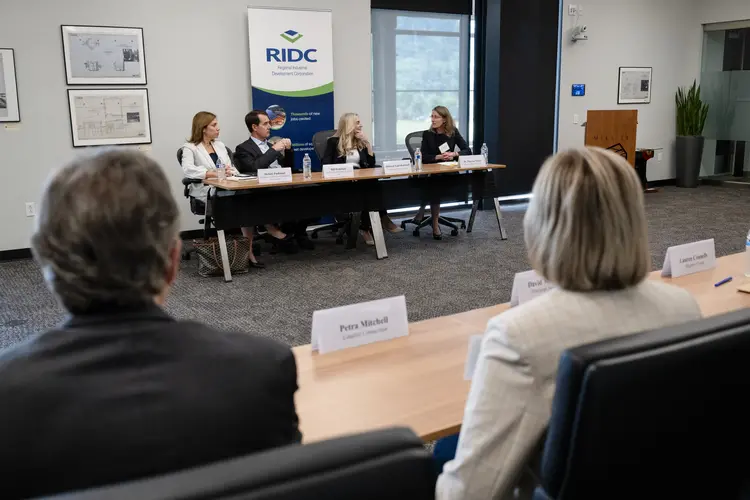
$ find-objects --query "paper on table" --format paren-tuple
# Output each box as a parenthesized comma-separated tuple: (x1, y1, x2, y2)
(438, 161, 459, 166)
(226, 176, 257, 181)
(464, 335, 484, 381)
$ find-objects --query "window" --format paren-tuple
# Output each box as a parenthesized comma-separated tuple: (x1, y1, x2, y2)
(372, 10, 472, 160)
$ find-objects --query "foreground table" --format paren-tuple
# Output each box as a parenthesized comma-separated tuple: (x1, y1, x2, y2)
(294, 253, 750, 443)
(203, 164, 507, 281)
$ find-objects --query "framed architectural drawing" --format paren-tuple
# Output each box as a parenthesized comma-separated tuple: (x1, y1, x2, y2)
(0, 48, 20, 122)
(61, 25, 146, 85)
(618, 67, 652, 104)
(67, 88, 151, 147)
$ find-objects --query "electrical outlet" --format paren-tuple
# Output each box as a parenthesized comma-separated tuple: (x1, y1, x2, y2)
(577, 5, 584, 15)
(25, 202, 36, 217)
(568, 4, 578, 16)
(573, 114, 580, 124)
(657, 151, 663, 162)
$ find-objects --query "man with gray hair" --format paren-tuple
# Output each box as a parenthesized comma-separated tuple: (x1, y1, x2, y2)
(0, 151, 302, 498)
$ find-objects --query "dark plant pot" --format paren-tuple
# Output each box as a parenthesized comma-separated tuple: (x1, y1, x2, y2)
(675, 135, 705, 188)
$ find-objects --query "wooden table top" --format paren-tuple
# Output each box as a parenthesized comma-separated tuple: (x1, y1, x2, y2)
(293, 252, 750, 443)
(204, 163, 506, 191)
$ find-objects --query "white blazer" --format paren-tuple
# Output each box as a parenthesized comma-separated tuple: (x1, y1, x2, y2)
(180, 140, 238, 203)
(436, 280, 702, 500)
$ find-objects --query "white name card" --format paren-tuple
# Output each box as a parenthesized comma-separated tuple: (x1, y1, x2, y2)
(510, 270, 556, 307)
(661, 238, 716, 278)
(311, 295, 409, 354)
(382, 160, 413, 175)
(258, 167, 293, 184)
(322, 164, 355, 179)
(464, 335, 483, 381)
(458, 155, 487, 168)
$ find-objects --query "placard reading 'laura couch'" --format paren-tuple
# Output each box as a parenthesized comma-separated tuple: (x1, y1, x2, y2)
(661, 239, 716, 278)
(311, 296, 409, 354)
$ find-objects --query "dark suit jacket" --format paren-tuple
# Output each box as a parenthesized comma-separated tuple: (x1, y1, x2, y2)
(420, 128, 472, 164)
(0, 304, 301, 499)
(321, 136, 376, 169)
(234, 137, 296, 174)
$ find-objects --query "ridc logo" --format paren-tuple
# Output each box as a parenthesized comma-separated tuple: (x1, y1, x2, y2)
(267, 30, 318, 62)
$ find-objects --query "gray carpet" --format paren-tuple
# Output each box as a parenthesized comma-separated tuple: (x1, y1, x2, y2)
(1, 185, 749, 351)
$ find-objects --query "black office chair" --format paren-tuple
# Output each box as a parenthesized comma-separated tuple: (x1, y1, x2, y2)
(534, 308, 750, 500)
(310, 129, 351, 244)
(47, 427, 437, 500)
(401, 131, 466, 237)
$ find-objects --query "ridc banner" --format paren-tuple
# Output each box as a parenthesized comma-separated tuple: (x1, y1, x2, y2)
(248, 7, 334, 170)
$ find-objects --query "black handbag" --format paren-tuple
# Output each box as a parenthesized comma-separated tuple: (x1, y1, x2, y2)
(193, 236, 250, 277)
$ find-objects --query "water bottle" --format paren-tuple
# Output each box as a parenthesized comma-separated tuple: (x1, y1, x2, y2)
(745, 229, 750, 277)
(414, 148, 422, 172)
(215, 158, 226, 180)
(481, 143, 489, 164)
(303, 153, 312, 180)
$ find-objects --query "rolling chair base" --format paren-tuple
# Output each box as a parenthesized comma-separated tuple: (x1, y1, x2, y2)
(401, 215, 466, 237)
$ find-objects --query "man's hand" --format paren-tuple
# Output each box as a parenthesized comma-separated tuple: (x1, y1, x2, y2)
(283, 138, 292, 149)
(272, 140, 286, 152)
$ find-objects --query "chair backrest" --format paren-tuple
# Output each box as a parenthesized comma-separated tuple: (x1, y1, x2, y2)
(405, 131, 423, 160)
(312, 129, 336, 162)
(535, 308, 750, 500)
(48, 427, 436, 500)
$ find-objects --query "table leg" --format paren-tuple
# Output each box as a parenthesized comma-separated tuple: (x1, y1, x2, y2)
(216, 229, 233, 282)
(368, 211, 389, 260)
(467, 200, 480, 233)
(492, 198, 508, 240)
(346, 212, 361, 249)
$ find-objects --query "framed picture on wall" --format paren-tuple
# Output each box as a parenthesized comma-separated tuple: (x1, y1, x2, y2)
(618, 67, 652, 104)
(61, 25, 147, 85)
(67, 88, 151, 147)
(0, 48, 21, 122)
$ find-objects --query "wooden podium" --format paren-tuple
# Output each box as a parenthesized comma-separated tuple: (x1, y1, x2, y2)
(584, 110, 638, 167)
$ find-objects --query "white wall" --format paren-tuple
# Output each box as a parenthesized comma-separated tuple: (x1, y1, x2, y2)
(558, 0, 698, 181)
(0, 0, 371, 251)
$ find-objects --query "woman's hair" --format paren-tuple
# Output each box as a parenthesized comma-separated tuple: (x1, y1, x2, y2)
(334, 113, 367, 157)
(523, 147, 650, 292)
(189, 111, 217, 144)
(432, 106, 456, 137)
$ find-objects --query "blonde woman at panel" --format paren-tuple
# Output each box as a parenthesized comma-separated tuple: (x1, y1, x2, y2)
(436, 148, 702, 500)
(322, 112, 402, 245)
(180, 112, 264, 268)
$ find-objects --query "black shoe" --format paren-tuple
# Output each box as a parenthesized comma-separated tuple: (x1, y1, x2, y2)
(433, 228, 443, 240)
(249, 260, 265, 269)
(297, 236, 315, 250)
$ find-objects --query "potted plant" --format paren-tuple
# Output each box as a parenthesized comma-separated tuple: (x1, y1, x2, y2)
(675, 80, 709, 188)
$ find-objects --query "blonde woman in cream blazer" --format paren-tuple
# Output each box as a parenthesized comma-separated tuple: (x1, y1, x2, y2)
(436, 147, 702, 500)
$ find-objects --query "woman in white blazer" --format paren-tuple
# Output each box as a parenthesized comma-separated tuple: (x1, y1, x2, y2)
(436, 148, 702, 500)
(180, 112, 264, 268)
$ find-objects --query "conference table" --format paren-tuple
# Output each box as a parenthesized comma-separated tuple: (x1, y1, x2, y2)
(293, 252, 750, 444)
(204, 163, 507, 281)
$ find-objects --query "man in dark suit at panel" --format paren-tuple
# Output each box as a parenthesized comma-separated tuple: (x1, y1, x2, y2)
(0, 151, 302, 499)
(234, 109, 315, 250)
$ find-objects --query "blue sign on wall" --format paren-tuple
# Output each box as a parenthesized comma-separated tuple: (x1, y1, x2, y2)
(572, 84, 586, 97)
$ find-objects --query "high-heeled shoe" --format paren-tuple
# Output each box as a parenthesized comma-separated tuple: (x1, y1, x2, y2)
(433, 228, 442, 240)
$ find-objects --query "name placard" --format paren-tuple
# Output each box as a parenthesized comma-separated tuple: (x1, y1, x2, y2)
(311, 296, 409, 354)
(258, 167, 293, 184)
(661, 238, 716, 278)
(382, 160, 413, 175)
(464, 334, 483, 381)
(458, 155, 487, 168)
(510, 270, 556, 307)
(322, 164, 355, 179)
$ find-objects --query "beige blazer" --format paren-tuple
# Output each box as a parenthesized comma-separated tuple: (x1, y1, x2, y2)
(180, 140, 237, 203)
(436, 280, 702, 500)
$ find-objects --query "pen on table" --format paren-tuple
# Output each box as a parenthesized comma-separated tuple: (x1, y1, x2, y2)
(714, 277, 732, 287)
